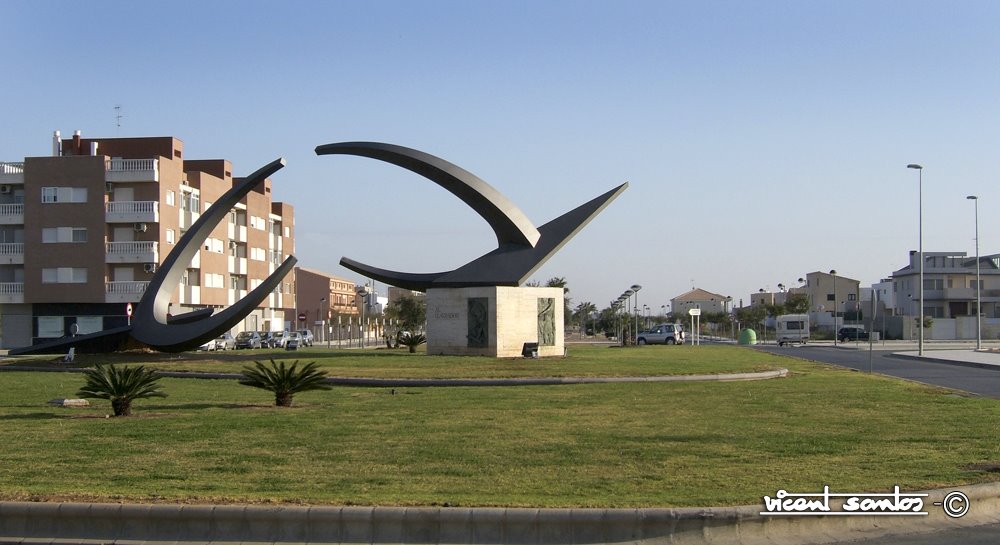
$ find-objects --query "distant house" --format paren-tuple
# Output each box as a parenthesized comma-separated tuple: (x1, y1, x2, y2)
(789, 270, 861, 329)
(671, 288, 731, 315)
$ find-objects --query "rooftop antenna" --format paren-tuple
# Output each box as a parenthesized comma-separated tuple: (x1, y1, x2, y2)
(114, 105, 123, 134)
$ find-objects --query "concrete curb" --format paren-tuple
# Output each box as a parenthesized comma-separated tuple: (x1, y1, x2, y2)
(0, 366, 789, 387)
(889, 352, 1000, 371)
(1, 482, 998, 544)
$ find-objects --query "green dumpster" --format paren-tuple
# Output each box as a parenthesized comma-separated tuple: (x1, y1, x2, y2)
(738, 328, 758, 345)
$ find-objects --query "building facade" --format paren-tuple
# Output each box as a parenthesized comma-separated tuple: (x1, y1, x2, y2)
(0, 131, 295, 349)
(891, 250, 1000, 319)
(671, 288, 730, 315)
(294, 266, 361, 342)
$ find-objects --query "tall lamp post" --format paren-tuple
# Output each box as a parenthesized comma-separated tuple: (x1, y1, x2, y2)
(908, 164, 924, 355)
(317, 297, 326, 344)
(968, 195, 982, 350)
(631, 284, 642, 344)
(830, 270, 838, 346)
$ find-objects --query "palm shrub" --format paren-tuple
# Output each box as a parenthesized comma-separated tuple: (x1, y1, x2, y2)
(76, 364, 167, 417)
(398, 332, 426, 353)
(239, 359, 332, 407)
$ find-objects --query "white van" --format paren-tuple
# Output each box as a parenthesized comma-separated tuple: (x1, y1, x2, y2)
(776, 314, 809, 346)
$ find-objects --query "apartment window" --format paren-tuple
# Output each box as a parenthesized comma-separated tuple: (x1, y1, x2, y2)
(826, 293, 835, 301)
(41, 187, 87, 203)
(41, 227, 87, 243)
(848, 294, 856, 301)
(166, 190, 175, 206)
(923, 279, 944, 290)
(41, 267, 87, 284)
(284, 226, 290, 237)
(205, 273, 224, 288)
(166, 229, 175, 244)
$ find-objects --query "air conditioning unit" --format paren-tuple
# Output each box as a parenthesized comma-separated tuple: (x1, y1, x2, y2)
(0, 185, 10, 194)
(134, 222, 148, 232)
(144, 263, 158, 273)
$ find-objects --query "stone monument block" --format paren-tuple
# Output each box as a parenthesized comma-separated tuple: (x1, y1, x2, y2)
(426, 287, 564, 358)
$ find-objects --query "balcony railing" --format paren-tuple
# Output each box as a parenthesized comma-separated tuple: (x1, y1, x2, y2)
(0, 162, 24, 184)
(0, 203, 23, 225)
(0, 282, 24, 303)
(105, 281, 150, 303)
(105, 200, 159, 223)
(0, 243, 24, 264)
(105, 158, 159, 183)
(106, 241, 158, 263)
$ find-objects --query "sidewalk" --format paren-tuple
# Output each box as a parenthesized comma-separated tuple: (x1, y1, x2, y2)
(892, 348, 1000, 370)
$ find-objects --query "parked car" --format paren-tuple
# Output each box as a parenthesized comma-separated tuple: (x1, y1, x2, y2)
(838, 327, 869, 342)
(259, 331, 277, 348)
(270, 330, 289, 348)
(235, 331, 263, 349)
(202, 332, 235, 351)
(636, 323, 685, 345)
(297, 329, 315, 347)
(284, 331, 303, 350)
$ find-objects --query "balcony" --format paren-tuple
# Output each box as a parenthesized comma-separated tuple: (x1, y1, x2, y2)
(228, 255, 248, 275)
(178, 285, 201, 306)
(0, 243, 24, 265)
(106, 201, 159, 224)
(0, 203, 23, 225)
(106, 241, 158, 264)
(105, 158, 159, 183)
(0, 162, 24, 184)
(0, 282, 23, 304)
(105, 281, 149, 303)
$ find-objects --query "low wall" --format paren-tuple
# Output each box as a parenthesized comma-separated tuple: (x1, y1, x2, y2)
(2, 482, 998, 545)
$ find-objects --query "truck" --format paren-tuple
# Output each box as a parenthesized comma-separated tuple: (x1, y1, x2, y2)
(636, 323, 685, 345)
(776, 314, 809, 346)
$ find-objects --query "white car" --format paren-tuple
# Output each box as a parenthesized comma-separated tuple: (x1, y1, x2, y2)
(297, 329, 315, 347)
(284, 331, 303, 350)
(199, 332, 235, 351)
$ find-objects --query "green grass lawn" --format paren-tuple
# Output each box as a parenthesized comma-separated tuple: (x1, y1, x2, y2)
(1, 345, 998, 508)
(4, 344, 783, 378)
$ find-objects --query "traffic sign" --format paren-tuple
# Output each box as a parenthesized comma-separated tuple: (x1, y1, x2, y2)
(688, 308, 701, 316)
(298, 313, 307, 321)
(126, 303, 133, 317)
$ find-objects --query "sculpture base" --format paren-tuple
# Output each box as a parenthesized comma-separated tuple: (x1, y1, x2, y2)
(426, 287, 564, 358)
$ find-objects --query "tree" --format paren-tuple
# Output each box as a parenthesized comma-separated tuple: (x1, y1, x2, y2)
(735, 305, 766, 330)
(239, 359, 332, 407)
(574, 301, 598, 333)
(784, 293, 810, 314)
(385, 295, 427, 333)
(76, 364, 167, 417)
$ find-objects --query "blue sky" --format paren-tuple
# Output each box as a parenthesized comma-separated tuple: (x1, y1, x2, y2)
(4, 1, 999, 312)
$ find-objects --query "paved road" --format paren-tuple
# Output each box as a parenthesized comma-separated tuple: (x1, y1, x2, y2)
(754, 344, 1000, 398)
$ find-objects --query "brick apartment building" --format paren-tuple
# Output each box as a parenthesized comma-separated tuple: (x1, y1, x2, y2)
(0, 131, 296, 349)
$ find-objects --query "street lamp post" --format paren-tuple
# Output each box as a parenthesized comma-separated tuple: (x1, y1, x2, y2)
(317, 297, 326, 345)
(908, 164, 924, 355)
(830, 270, 838, 346)
(968, 195, 982, 350)
(631, 284, 642, 344)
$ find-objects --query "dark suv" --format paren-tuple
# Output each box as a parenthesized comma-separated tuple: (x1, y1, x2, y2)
(837, 327, 869, 342)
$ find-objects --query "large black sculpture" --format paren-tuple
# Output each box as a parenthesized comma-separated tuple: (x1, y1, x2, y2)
(316, 142, 627, 291)
(10, 159, 296, 355)
(10, 141, 624, 355)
